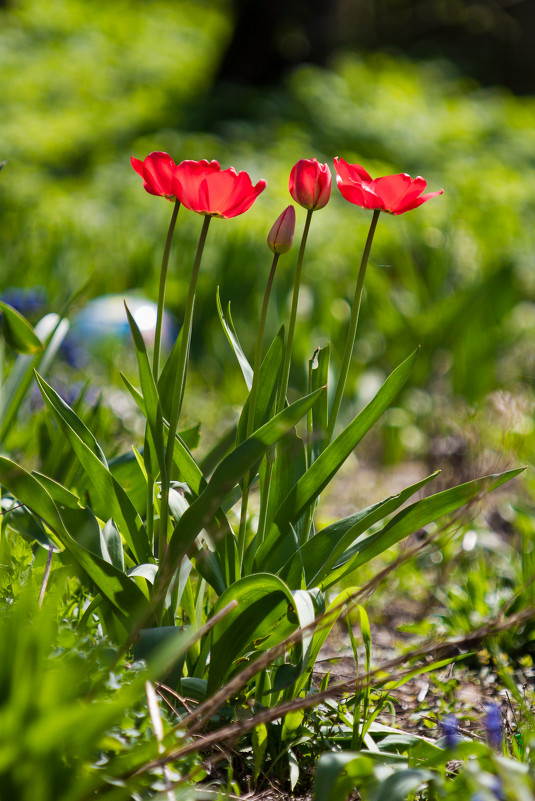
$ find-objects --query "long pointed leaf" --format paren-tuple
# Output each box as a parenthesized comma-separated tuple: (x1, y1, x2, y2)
(216, 288, 253, 389)
(256, 349, 419, 573)
(35, 373, 151, 563)
(157, 326, 184, 422)
(280, 472, 439, 588)
(164, 387, 326, 575)
(122, 370, 208, 496)
(322, 466, 524, 589)
(309, 344, 330, 464)
(207, 573, 298, 693)
(0, 458, 148, 621)
(0, 301, 42, 353)
(236, 326, 284, 445)
(125, 303, 166, 480)
(0, 313, 69, 442)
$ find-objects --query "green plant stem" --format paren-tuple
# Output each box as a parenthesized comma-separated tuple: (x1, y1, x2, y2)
(145, 438, 155, 551)
(147, 200, 179, 554)
(325, 209, 380, 445)
(158, 214, 211, 563)
(255, 211, 313, 550)
(153, 199, 180, 378)
(277, 208, 313, 413)
(253, 446, 273, 554)
(237, 253, 280, 570)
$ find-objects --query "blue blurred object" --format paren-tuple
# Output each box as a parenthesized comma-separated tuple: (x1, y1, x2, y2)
(66, 294, 176, 366)
(0, 286, 47, 316)
(440, 715, 460, 750)
(485, 703, 503, 750)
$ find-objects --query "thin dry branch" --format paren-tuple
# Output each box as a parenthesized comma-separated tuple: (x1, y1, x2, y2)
(136, 603, 535, 776)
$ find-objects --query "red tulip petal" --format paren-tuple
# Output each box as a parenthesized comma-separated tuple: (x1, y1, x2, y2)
(387, 176, 429, 213)
(392, 188, 444, 214)
(222, 178, 267, 218)
(131, 157, 145, 178)
(204, 168, 244, 215)
(336, 177, 383, 210)
(372, 174, 416, 212)
(289, 161, 316, 208)
(142, 152, 176, 197)
(288, 159, 330, 209)
(333, 157, 372, 184)
(174, 160, 220, 211)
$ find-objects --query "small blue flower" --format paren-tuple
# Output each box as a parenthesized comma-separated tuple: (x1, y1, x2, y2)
(485, 703, 503, 750)
(441, 714, 460, 749)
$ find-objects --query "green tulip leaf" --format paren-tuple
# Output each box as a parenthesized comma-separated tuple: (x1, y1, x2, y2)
(0, 301, 42, 354)
(322, 466, 524, 590)
(0, 458, 148, 622)
(216, 288, 253, 389)
(280, 472, 439, 588)
(35, 372, 151, 564)
(206, 573, 298, 693)
(256, 349, 419, 573)
(125, 302, 167, 481)
(236, 326, 284, 446)
(164, 386, 325, 579)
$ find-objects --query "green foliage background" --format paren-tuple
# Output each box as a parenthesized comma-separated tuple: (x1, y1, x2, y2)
(2, 0, 535, 416)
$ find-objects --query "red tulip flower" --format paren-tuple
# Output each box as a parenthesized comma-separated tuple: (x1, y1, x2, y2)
(289, 158, 331, 211)
(131, 151, 178, 199)
(172, 159, 266, 219)
(334, 157, 443, 215)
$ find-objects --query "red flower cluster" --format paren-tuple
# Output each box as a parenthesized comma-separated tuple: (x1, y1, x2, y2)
(131, 152, 266, 219)
(132, 152, 444, 220)
(334, 157, 443, 215)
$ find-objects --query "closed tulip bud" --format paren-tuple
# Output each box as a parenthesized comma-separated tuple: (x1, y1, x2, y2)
(289, 158, 331, 211)
(267, 205, 296, 254)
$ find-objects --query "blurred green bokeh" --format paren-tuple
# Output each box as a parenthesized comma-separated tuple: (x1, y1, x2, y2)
(2, 0, 535, 444)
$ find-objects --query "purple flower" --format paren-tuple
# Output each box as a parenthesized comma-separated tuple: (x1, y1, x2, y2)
(441, 715, 460, 749)
(485, 703, 503, 750)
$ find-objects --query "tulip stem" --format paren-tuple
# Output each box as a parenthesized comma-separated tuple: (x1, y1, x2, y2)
(277, 208, 313, 413)
(326, 209, 380, 445)
(153, 199, 180, 377)
(254, 210, 312, 555)
(158, 214, 211, 564)
(238, 252, 279, 571)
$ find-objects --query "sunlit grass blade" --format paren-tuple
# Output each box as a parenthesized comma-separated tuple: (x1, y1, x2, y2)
(216, 287, 253, 389)
(125, 303, 166, 481)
